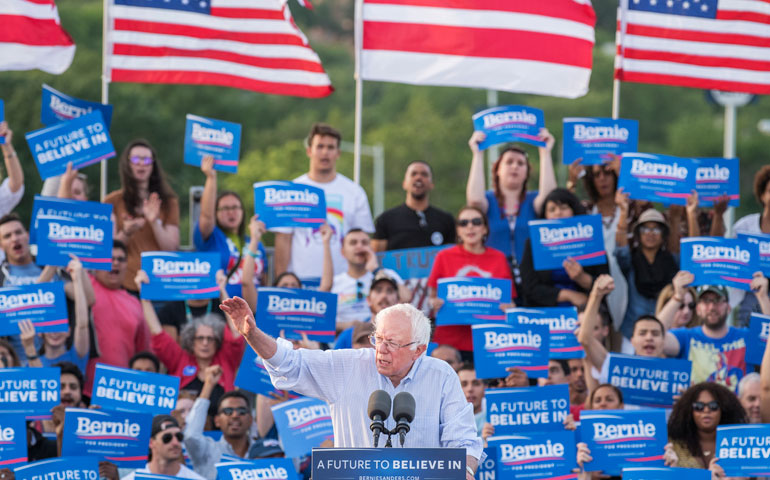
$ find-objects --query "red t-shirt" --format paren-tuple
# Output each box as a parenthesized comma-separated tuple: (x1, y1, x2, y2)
(427, 245, 515, 351)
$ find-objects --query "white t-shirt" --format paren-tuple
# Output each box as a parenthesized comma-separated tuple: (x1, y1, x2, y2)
(332, 269, 404, 324)
(121, 463, 205, 480)
(279, 173, 374, 281)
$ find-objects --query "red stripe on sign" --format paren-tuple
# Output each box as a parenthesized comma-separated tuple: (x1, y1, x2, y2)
(110, 69, 334, 97)
(112, 44, 327, 73)
(0, 15, 74, 46)
(624, 23, 770, 48)
(622, 47, 770, 72)
(113, 19, 306, 47)
(614, 70, 770, 94)
(716, 9, 770, 24)
(210, 7, 285, 20)
(363, 21, 593, 67)
(364, 0, 596, 25)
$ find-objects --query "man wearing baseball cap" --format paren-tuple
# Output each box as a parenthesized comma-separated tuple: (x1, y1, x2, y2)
(121, 414, 204, 479)
(333, 269, 399, 349)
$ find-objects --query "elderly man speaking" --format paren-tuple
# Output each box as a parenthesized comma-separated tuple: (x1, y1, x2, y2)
(220, 298, 482, 479)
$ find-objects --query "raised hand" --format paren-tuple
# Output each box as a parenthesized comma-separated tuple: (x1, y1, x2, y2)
(220, 296, 258, 337)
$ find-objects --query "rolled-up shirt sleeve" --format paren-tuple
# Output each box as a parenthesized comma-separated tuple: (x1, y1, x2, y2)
(438, 370, 484, 460)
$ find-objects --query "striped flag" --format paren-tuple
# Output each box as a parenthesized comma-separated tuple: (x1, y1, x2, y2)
(106, 0, 333, 98)
(0, 0, 75, 74)
(359, 0, 596, 99)
(615, 0, 770, 94)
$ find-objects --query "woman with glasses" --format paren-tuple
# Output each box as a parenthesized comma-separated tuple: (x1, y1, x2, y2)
(656, 282, 699, 329)
(105, 139, 179, 293)
(466, 129, 556, 294)
(427, 206, 514, 358)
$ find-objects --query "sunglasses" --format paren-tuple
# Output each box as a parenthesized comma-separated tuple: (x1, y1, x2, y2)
(639, 226, 662, 235)
(457, 218, 483, 227)
(129, 155, 153, 165)
(219, 407, 249, 416)
(692, 401, 720, 412)
(679, 302, 696, 311)
(161, 432, 183, 444)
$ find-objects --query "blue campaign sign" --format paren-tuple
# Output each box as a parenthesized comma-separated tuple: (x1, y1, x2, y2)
(680, 237, 758, 291)
(32, 196, 114, 270)
(618, 153, 696, 205)
(0, 282, 69, 336)
(747, 313, 770, 366)
(272, 397, 333, 458)
(0, 368, 59, 420)
(141, 251, 220, 300)
(41, 84, 113, 129)
(256, 287, 337, 342)
(693, 157, 739, 207)
(183, 114, 242, 173)
(217, 458, 298, 480)
(716, 424, 770, 477)
(25, 110, 116, 180)
(0, 99, 4, 145)
(471, 321, 549, 379)
(738, 232, 770, 277)
(0, 413, 27, 467)
(485, 385, 570, 435)
(92, 363, 179, 414)
(527, 215, 606, 271)
(253, 181, 327, 229)
(377, 245, 450, 279)
(508, 307, 583, 359)
(488, 430, 576, 480)
(233, 348, 300, 399)
(134, 474, 178, 480)
(580, 409, 667, 476)
(436, 277, 511, 326)
(607, 354, 691, 408)
(472, 105, 545, 150)
(475, 447, 496, 480)
(62, 408, 152, 467)
(623, 467, 710, 480)
(313, 448, 465, 480)
(13, 456, 100, 480)
(562, 117, 639, 165)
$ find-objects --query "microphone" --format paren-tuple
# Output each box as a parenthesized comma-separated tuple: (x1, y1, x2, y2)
(368, 390, 391, 447)
(392, 391, 415, 447)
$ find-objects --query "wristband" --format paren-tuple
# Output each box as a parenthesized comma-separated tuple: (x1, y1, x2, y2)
(466, 466, 475, 477)
(26, 354, 39, 361)
(244, 247, 262, 259)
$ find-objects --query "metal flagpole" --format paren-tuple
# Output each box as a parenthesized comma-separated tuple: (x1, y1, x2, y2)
(612, 0, 629, 119)
(100, 0, 111, 200)
(353, 0, 364, 185)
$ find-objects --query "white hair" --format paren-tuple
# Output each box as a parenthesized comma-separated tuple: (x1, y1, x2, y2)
(372, 303, 431, 350)
(738, 372, 761, 398)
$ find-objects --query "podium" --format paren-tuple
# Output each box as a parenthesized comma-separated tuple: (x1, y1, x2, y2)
(312, 448, 466, 480)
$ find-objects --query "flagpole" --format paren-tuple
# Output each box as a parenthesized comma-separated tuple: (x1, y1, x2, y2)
(353, 0, 363, 185)
(100, 0, 111, 201)
(613, 0, 629, 120)
(611, 80, 620, 119)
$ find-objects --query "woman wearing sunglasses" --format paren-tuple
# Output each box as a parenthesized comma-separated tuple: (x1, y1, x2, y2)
(105, 140, 179, 294)
(427, 206, 514, 358)
(656, 281, 699, 329)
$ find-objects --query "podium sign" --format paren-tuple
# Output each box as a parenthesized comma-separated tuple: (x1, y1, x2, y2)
(312, 448, 466, 480)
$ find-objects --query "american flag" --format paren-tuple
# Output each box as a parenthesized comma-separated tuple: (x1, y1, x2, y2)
(106, 0, 333, 98)
(615, 0, 770, 94)
(358, 0, 596, 99)
(0, 0, 75, 74)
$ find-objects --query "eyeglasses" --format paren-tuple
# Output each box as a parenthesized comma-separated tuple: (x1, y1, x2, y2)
(679, 302, 696, 311)
(692, 401, 720, 412)
(369, 334, 416, 351)
(218, 407, 249, 416)
(416, 210, 428, 229)
(639, 226, 662, 235)
(593, 166, 614, 177)
(129, 155, 153, 165)
(161, 432, 184, 444)
(457, 218, 483, 227)
(193, 335, 217, 344)
(217, 205, 242, 213)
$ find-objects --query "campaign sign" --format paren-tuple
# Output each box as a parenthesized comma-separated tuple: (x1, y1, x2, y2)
(562, 117, 639, 165)
(747, 313, 770, 366)
(607, 354, 692, 408)
(134, 474, 179, 480)
(13, 457, 100, 480)
(272, 397, 333, 458)
(184, 114, 242, 173)
(92, 364, 179, 414)
(216, 458, 298, 480)
(0, 413, 27, 466)
(0, 99, 4, 145)
(472, 105, 545, 150)
(233, 347, 299, 399)
(256, 287, 337, 342)
(471, 321, 549, 379)
(0, 282, 69, 335)
(475, 448, 496, 480)
(485, 385, 570, 435)
(377, 245, 450, 279)
(527, 215, 607, 271)
(0, 368, 59, 420)
(25, 110, 116, 180)
(580, 409, 667, 476)
(508, 307, 583, 359)
(693, 157, 739, 207)
(618, 153, 696, 205)
(313, 448, 465, 480)
(738, 232, 770, 277)
(716, 424, 770, 477)
(488, 430, 577, 480)
(62, 408, 151, 467)
(622, 467, 710, 480)
(253, 181, 326, 229)
(680, 237, 758, 291)
(41, 84, 113, 129)
(32, 196, 114, 270)
(436, 277, 511, 325)
(140, 251, 220, 300)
